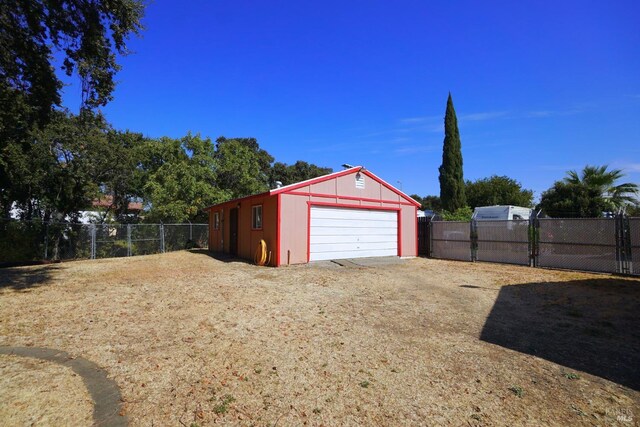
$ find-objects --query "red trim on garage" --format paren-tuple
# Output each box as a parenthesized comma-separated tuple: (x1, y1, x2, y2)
(306, 202, 311, 262)
(276, 194, 281, 267)
(271, 167, 360, 196)
(270, 166, 420, 207)
(398, 210, 402, 257)
(307, 201, 401, 211)
(360, 169, 421, 207)
(415, 206, 419, 257)
(286, 191, 415, 206)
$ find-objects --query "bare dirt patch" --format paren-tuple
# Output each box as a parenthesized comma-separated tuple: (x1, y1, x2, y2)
(0, 354, 93, 426)
(1, 251, 638, 426)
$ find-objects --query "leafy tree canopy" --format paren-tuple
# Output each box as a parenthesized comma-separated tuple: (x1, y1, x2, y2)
(269, 161, 333, 186)
(563, 165, 638, 211)
(465, 175, 534, 209)
(410, 195, 442, 212)
(143, 134, 222, 223)
(440, 206, 473, 221)
(214, 138, 271, 200)
(0, 0, 145, 118)
(2, 109, 120, 221)
(537, 181, 609, 218)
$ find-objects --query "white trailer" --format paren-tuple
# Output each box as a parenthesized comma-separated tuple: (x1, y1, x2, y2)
(472, 205, 532, 221)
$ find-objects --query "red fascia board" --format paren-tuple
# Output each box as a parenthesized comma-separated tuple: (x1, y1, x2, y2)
(360, 169, 421, 207)
(287, 191, 415, 206)
(274, 166, 420, 207)
(203, 166, 420, 211)
(270, 167, 361, 196)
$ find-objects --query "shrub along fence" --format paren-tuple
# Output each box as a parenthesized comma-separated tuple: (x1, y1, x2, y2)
(418, 214, 639, 276)
(0, 219, 208, 264)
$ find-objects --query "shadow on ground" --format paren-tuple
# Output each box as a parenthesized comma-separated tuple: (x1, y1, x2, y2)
(189, 249, 257, 266)
(480, 277, 640, 391)
(0, 265, 59, 291)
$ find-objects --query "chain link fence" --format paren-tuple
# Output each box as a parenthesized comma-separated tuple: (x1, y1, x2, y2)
(430, 221, 471, 261)
(427, 216, 639, 276)
(631, 218, 640, 276)
(537, 218, 617, 273)
(0, 219, 208, 264)
(475, 219, 531, 266)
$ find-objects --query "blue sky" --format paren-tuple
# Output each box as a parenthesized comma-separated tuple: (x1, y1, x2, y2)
(59, 0, 640, 200)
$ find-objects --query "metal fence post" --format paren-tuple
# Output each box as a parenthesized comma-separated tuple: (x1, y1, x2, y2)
(428, 219, 433, 258)
(44, 221, 49, 260)
(189, 220, 193, 241)
(470, 220, 478, 262)
(616, 213, 632, 275)
(160, 223, 165, 253)
(127, 224, 132, 257)
(90, 224, 96, 259)
(529, 211, 538, 267)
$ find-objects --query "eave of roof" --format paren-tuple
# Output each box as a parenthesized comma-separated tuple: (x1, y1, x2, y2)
(203, 166, 420, 210)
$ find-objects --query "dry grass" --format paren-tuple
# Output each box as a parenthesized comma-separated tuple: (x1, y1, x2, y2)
(1, 251, 639, 426)
(0, 354, 93, 425)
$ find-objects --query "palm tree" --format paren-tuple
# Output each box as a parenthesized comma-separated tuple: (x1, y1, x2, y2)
(563, 165, 639, 211)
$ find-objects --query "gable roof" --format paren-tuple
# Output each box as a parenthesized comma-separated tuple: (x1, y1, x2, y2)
(271, 166, 420, 207)
(204, 166, 420, 210)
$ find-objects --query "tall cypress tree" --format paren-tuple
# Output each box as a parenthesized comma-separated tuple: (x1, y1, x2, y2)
(438, 93, 466, 211)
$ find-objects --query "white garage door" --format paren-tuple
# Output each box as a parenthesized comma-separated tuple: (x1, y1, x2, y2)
(309, 206, 398, 261)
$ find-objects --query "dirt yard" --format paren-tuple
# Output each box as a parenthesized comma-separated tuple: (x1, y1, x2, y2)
(1, 251, 639, 426)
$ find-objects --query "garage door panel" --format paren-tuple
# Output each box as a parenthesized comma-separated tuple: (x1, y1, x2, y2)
(309, 206, 398, 261)
(311, 241, 398, 252)
(311, 248, 397, 261)
(310, 226, 397, 236)
(311, 234, 397, 244)
(310, 218, 397, 228)
(311, 209, 398, 220)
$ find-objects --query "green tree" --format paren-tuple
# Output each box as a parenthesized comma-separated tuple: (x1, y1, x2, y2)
(438, 93, 466, 211)
(441, 206, 473, 221)
(214, 138, 271, 200)
(269, 161, 333, 186)
(96, 130, 149, 222)
(409, 194, 442, 212)
(216, 137, 274, 179)
(1, 0, 144, 217)
(538, 181, 609, 218)
(142, 134, 223, 223)
(627, 202, 640, 216)
(563, 165, 638, 211)
(465, 175, 534, 209)
(5, 110, 113, 221)
(422, 195, 442, 212)
(0, 0, 144, 116)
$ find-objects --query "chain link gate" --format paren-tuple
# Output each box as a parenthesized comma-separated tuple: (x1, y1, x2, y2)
(417, 217, 431, 256)
(536, 218, 618, 273)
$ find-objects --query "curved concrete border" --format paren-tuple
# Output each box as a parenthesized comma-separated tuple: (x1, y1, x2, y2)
(0, 346, 127, 426)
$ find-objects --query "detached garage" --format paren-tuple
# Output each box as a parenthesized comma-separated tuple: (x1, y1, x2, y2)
(205, 166, 419, 266)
